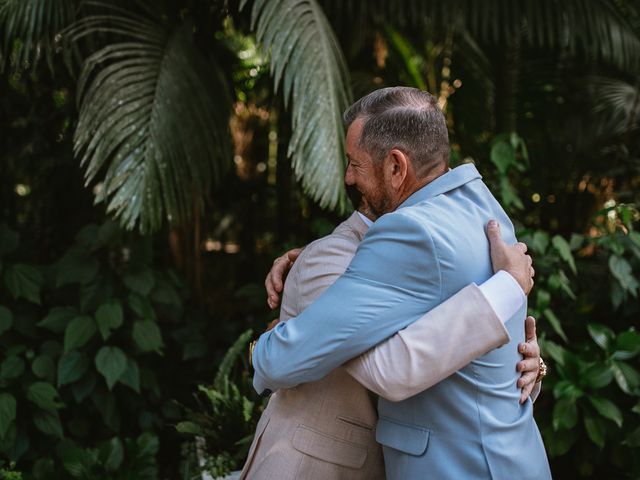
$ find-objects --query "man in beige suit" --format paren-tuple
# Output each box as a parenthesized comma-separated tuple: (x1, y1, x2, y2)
(240, 210, 542, 480)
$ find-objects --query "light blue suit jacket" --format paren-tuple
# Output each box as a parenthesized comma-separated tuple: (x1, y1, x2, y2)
(253, 164, 551, 479)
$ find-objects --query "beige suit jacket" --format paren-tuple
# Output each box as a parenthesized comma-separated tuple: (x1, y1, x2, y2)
(240, 212, 510, 480)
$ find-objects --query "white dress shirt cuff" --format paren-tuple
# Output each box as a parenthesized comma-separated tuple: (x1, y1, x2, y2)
(478, 270, 526, 324)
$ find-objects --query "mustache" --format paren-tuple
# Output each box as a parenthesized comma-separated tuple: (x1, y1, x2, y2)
(345, 184, 363, 209)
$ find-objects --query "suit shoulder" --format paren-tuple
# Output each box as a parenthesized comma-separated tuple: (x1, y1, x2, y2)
(295, 231, 358, 270)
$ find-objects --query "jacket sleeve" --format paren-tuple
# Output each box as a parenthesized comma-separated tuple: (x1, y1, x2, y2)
(253, 211, 454, 393)
(344, 284, 510, 401)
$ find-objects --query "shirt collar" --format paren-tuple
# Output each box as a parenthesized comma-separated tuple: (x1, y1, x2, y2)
(357, 212, 374, 227)
(398, 163, 482, 209)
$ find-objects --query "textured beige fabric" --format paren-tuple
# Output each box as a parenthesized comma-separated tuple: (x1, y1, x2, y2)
(240, 212, 510, 480)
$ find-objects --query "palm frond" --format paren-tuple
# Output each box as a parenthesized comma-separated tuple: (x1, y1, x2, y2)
(584, 76, 640, 140)
(246, 0, 352, 212)
(320, 0, 640, 72)
(0, 0, 76, 72)
(67, 3, 233, 233)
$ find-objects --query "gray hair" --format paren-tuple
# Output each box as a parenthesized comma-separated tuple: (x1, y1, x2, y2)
(343, 87, 450, 177)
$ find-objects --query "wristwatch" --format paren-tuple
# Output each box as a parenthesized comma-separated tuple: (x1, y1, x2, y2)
(536, 357, 548, 383)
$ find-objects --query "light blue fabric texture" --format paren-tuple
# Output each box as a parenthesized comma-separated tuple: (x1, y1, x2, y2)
(252, 164, 551, 479)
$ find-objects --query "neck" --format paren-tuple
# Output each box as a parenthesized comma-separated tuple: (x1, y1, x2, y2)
(394, 162, 448, 208)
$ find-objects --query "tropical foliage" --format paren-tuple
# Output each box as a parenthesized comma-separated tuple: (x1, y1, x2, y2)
(0, 0, 639, 478)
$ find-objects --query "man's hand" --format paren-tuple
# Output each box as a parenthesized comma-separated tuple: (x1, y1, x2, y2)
(486, 220, 534, 295)
(265, 247, 304, 309)
(517, 316, 542, 404)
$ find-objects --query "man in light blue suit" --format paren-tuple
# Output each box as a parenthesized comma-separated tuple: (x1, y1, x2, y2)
(252, 87, 551, 479)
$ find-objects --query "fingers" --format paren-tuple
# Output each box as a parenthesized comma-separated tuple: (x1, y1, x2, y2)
(523, 316, 538, 345)
(286, 247, 303, 263)
(520, 378, 535, 404)
(265, 256, 288, 309)
(486, 220, 502, 245)
(516, 242, 528, 253)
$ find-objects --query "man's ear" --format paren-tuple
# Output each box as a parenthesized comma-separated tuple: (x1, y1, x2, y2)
(387, 149, 409, 189)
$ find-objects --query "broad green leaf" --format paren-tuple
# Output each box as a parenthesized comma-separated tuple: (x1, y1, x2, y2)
(553, 380, 583, 401)
(613, 330, 640, 360)
(543, 427, 578, 457)
(32, 355, 56, 382)
(535, 289, 551, 310)
(33, 411, 63, 438)
(132, 320, 163, 353)
(552, 235, 577, 274)
(0, 305, 12, 335)
(587, 323, 614, 351)
(543, 308, 568, 343)
(582, 363, 613, 389)
(38, 307, 77, 333)
(612, 360, 640, 394)
(58, 352, 90, 386)
(609, 255, 639, 294)
(490, 140, 516, 174)
(95, 300, 124, 340)
(71, 374, 97, 403)
(630, 231, 640, 249)
(27, 382, 64, 411)
(95, 347, 127, 390)
(55, 248, 99, 287)
(63, 316, 97, 352)
(3, 264, 43, 304)
(123, 267, 155, 296)
(531, 231, 550, 254)
(119, 358, 141, 393)
(584, 416, 606, 448)
(0, 393, 16, 438)
(1, 356, 25, 380)
(98, 437, 124, 472)
(553, 397, 577, 430)
(129, 293, 156, 320)
(249, 0, 351, 213)
(588, 395, 623, 427)
(541, 339, 565, 366)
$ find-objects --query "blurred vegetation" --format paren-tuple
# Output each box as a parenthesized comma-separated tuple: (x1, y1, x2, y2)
(0, 0, 639, 478)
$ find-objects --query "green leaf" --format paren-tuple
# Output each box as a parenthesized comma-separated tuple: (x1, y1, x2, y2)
(0, 393, 16, 438)
(541, 339, 565, 366)
(33, 411, 63, 438)
(95, 300, 124, 340)
(609, 255, 639, 294)
(588, 396, 623, 428)
(63, 316, 97, 352)
(582, 363, 613, 389)
(58, 352, 90, 387)
(552, 235, 577, 274)
(553, 397, 577, 430)
(249, 0, 351, 213)
(531, 231, 550, 254)
(119, 358, 141, 393)
(587, 323, 614, 351)
(71, 374, 97, 403)
(129, 293, 156, 320)
(1, 356, 25, 380)
(27, 382, 64, 411)
(132, 320, 163, 353)
(633, 401, 640, 415)
(543, 308, 568, 343)
(553, 380, 583, 401)
(123, 267, 155, 296)
(625, 426, 640, 447)
(613, 330, 640, 360)
(175, 421, 203, 435)
(0, 305, 13, 335)
(32, 355, 56, 382)
(98, 437, 124, 472)
(584, 416, 606, 448)
(3, 264, 43, 304)
(535, 289, 551, 310)
(490, 140, 516, 174)
(38, 307, 77, 333)
(95, 347, 127, 390)
(55, 248, 100, 287)
(612, 360, 640, 394)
